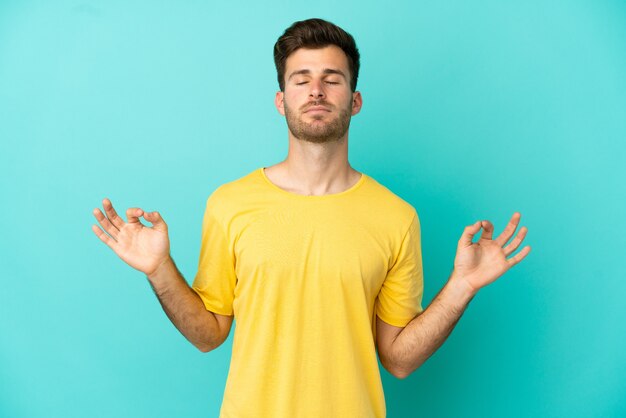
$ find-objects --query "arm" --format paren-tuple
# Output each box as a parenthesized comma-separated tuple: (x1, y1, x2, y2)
(377, 212, 531, 378)
(92, 198, 232, 352)
(376, 274, 475, 379)
(146, 256, 233, 352)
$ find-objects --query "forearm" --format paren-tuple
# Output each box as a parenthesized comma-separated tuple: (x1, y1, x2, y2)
(389, 272, 477, 378)
(147, 256, 223, 352)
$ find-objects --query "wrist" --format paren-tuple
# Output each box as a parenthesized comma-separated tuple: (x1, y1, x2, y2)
(147, 255, 175, 283)
(445, 271, 479, 305)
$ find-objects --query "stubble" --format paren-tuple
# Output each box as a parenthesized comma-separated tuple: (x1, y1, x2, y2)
(284, 99, 352, 144)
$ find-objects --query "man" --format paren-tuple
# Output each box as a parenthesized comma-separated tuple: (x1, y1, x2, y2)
(92, 18, 530, 418)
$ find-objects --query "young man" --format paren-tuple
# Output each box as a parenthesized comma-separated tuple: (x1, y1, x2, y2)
(92, 18, 530, 418)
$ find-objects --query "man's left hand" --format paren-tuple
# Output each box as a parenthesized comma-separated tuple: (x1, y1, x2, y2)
(452, 212, 531, 294)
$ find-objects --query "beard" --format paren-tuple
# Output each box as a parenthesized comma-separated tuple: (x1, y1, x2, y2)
(284, 99, 352, 144)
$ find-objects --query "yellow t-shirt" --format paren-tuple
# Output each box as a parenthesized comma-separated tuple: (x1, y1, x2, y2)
(192, 167, 424, 418)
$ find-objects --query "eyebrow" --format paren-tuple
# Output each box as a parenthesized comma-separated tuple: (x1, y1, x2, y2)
(288, 68, 347, 81)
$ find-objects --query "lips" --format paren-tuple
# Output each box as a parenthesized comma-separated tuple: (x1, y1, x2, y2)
(304, 106, 331, 113)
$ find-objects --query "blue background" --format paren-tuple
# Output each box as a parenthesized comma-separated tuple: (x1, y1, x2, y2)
(1, 1, 625, 417)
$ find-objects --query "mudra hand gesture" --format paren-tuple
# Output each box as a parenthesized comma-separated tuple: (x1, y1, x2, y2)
(453, 212, 531, 294)
(91, 198, 171, 277)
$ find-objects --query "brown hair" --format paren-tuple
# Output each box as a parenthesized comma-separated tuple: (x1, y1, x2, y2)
(273, 18, 360, 92)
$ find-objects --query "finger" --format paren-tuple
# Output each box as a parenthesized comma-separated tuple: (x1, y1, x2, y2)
(143, 211, 167, 231)
(503, 226, 528, 256)
(92, 208, 120, 239)
(102, 198, 125, 229)
(479, 220, 494, 240)
(126, 207, 144, 225)
(92, 224, 118, 250)
(494, 212, 522, 247)
(507, 245, 531, 267)
(458, 220, 482, 248)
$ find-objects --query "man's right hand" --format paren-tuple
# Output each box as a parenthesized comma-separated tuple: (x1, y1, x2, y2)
(92, 198, 171, 277)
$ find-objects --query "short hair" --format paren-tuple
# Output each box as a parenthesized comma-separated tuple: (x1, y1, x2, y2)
(273, 18, 360, 92)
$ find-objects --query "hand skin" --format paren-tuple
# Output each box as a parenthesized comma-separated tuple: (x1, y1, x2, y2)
(379, 212, 531, 379)
(91, 198, 232, 352)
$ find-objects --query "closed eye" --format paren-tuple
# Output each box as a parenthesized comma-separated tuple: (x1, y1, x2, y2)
(294, 81, 340, 85)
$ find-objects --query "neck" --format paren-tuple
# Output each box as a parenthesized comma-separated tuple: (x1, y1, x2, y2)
(265, 133, 361, 196)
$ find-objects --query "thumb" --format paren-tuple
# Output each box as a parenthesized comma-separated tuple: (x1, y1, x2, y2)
(458, 220, 482, 248)
(143, 210, 167, 231)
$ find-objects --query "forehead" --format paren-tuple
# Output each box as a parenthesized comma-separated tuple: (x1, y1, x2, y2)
(285, 45, 349, 75)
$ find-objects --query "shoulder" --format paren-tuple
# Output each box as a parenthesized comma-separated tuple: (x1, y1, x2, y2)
(361, 174, 418, 222)
(210, 168, 262, 199)
(203, 168, 264, 218)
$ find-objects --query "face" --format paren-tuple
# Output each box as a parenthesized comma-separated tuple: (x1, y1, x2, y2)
(275, 45, 362, 144)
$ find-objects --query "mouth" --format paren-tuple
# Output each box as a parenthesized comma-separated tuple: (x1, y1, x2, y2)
(304, 106, 331, 113)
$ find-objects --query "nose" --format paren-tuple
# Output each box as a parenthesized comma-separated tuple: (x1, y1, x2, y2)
(309, 79, 326, 99)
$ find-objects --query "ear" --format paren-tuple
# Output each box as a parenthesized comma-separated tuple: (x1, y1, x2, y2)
(275, 91, 285, 116)
(351, 91, 363, 116)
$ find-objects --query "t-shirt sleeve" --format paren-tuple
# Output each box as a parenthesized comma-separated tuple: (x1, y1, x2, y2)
(191, 194, 237, 316)
(376, 212, 424, 327)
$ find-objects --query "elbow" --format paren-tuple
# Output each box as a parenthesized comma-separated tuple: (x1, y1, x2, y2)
(195, 334, 227, 353)
(195, 341, 217, 353)
(389, 366, 411, 380)
(381, 358, 412, 379)
(196, 344, 212, 353)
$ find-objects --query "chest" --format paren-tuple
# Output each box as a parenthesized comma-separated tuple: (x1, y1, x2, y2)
(231, 205, 393, 296)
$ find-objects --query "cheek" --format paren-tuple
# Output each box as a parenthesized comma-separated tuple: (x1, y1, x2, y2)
(283, 93, 304, 111)
(285, 91, 302, 102)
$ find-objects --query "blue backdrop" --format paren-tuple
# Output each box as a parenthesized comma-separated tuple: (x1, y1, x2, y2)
(1, 1, 625, 417)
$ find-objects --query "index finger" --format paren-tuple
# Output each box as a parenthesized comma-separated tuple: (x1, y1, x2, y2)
(126, 207, 144, 225)
(479, 220, 495, 240)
